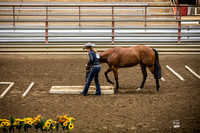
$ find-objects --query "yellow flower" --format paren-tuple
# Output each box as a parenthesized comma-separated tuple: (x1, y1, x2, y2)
(42, 125, 46, 130)
(22, 118, 33, 126)
(65, 118, 70, 123)
(0, 119, 7, 122)
(37, 115, 42, 118)
(1, 121, 11, 127)
(33, 120, 38, 125)
(24, 121, 32, 126)
(5, 122, 11, 127)
(15, 118, 21, 122)
(1, 122, 5, 127)
(68, 123, 74, 130)
(13, 122, 18, 126)
(24, 118, 33, 121)
(43, 119, 56, 130)
(12, 118, 24, 127)
(45, 122, 51, 128)
(27, 120, 33, 125)
(63, 122, 68, 127)
(58, 116, 64, 123)
(69, 117, 75, 121)
(33, 116, 42, 126)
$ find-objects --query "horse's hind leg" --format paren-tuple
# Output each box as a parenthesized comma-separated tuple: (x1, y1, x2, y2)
(156, 78, 160, 92)
(112, 66, 119, 93)
(105, 67, 114, 85)
(137, 63, 147, 91)
(148, 66, 160, 92)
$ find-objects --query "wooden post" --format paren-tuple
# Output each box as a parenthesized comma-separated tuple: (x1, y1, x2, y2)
(166, 65, 185, 82)
(185, 65, 200, 79)
(50, 86, 114, 95)
(145, 6, 147, 27)
(21, 82, 34, 98)
(0, 82, 14, 98)
(178, 8, 181, 43)
(79, 6, 81, 27)
(13, 6, 15, 27)
(45, 6, 48, 44)
(177, 0, 181, 44)
(112, 6, 114, 44)
(0, 82, 12, 84)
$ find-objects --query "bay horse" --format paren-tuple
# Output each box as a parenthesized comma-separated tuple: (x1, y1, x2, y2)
(99, 45, 162, 93)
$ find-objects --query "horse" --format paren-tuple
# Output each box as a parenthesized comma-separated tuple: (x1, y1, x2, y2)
(99, 45, 162, 93)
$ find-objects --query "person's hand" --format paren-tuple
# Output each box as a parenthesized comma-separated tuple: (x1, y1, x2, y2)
(85, 64, 87, 67)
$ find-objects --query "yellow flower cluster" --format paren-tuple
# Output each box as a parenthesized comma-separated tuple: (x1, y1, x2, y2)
(57, 114, 74, 130)
(12, 118, 24, 129)
(0, 119, 11, 128)
(43, 119, 56, 131)
(33, 115, 43, 126)
(0, 114, 74, 132)
(13, 118, 24, 126)
(24, 117, 34, 126)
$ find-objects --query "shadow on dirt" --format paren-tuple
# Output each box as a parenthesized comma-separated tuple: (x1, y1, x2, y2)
(115, 86, 159, 95)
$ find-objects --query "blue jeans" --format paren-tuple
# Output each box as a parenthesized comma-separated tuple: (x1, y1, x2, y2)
(83, 65, 101, 94)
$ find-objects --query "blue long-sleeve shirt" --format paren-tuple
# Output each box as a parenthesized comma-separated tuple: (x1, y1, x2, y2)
(87, 50, 100, 67)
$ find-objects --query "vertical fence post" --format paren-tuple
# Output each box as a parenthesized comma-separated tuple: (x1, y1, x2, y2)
(13, 6, 15, 27)
(112, 6, 115, 44)
(79, 6, 81, 27)
(145, 6, 147, 27)
(177, 0, 181, 44)
(45, 6, 48, 44)
(178, 8, 181, 43)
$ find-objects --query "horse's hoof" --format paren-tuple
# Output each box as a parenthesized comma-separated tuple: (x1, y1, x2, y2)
(161, 77, 165, 82)
(114, 89, 118, 94)
(136, 88, 142, 91)
(108, 80, 114, 85)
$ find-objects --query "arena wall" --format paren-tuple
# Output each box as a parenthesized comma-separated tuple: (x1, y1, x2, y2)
(0, 0, 169, 3)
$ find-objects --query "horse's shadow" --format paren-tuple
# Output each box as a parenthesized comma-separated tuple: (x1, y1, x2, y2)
(116, 86, 158, 95)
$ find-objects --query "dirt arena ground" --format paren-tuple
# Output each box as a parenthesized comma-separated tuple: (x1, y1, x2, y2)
(0, 54, 200, 133)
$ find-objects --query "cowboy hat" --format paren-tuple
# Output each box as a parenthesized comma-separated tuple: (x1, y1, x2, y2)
(83, 42, 95, 49)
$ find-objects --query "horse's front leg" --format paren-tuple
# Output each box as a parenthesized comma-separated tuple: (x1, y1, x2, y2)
(112, 66, 119, 93)
(104, 67, 114, 85)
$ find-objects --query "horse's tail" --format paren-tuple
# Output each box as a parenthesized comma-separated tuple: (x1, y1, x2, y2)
(152, 48, 162, 79)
